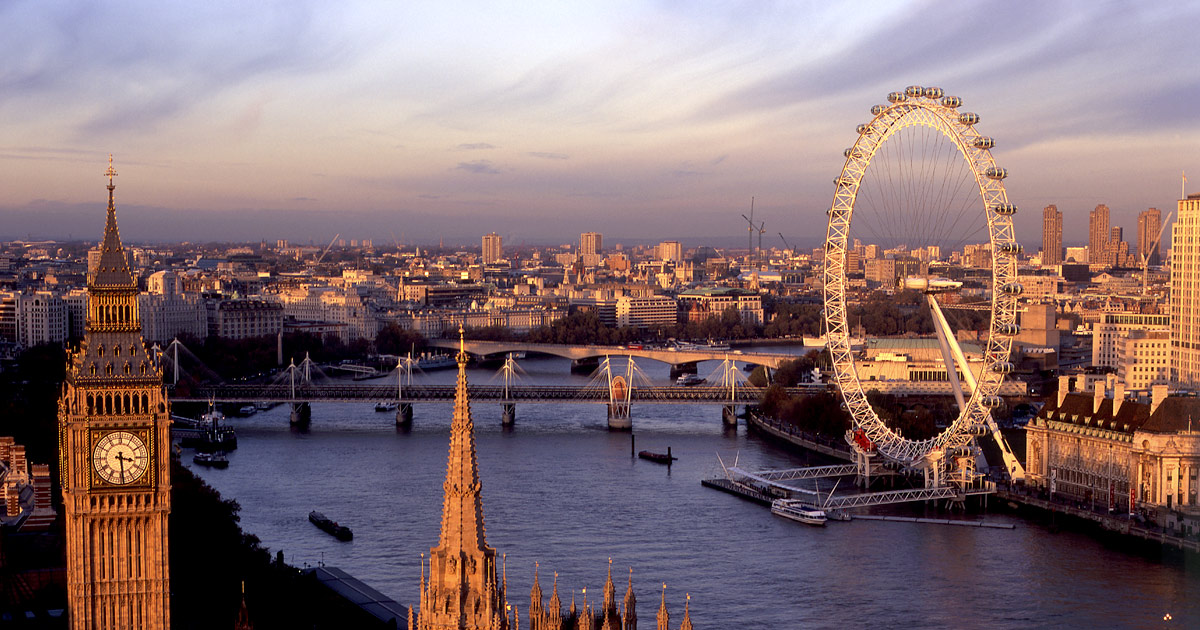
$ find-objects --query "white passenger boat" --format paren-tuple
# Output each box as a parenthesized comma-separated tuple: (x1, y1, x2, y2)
(770, 499, 827, 526)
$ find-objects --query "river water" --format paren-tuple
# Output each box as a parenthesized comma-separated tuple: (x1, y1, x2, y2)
(187, 354, 1200, 629)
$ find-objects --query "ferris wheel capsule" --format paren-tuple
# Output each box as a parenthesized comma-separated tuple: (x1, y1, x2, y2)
(904, 85, 924, 97)
(941, 95, 962, 108)
(844, 147, 863, 159)
(996, 323, 1021, 336)
(922, 86, 943, 99)
(997, 242, 1023, 254)
(856, 123, 874, 135)
(958, 113, 980, 125)
(984, 166, 1008, 180)
(991, 203, 1018, 215)
(887, 91, 907, 103)
(1000, 282, 1024, 295)
(871, 104, 887, 116)
(973, 137, 995, 149)
(992, 362, 1015, 374)
(980, 396, 1004, 408)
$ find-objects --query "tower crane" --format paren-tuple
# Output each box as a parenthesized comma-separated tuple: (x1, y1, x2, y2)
(779, 232, 794, 258)
(1141, 210, 1174, 295)
(741, 197, 756, 271)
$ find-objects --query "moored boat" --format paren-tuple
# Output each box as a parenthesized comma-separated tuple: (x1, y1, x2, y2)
(374, 401, 398, 412)
(309, 510, 353, 541)
(771, 499, 827, 526)
(416, 354, 456, 370)
(675, 374, 706, 386)
(193, 452, 230, 469)
(638, 447, 676, 464)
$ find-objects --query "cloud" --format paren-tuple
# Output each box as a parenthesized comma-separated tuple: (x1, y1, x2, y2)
(290, 196, 317, 202)
(528, 151, 568, 160)
(457, 143, 496, 150)
(455, 160, 501, 175)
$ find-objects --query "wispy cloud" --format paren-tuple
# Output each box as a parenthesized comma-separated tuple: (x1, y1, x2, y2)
(528, 151, 568, 160)
(455, 160, 501, 175)
(457, 143, 496, 150)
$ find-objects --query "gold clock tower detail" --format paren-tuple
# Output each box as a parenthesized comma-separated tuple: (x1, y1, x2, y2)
(59, 156, 171, 629)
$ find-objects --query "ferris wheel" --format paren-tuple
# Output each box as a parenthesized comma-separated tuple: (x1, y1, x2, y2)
(822, 85, 1025, 481)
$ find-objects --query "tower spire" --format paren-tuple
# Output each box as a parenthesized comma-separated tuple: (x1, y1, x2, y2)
(92, 154, 136, 290)
(419, 321, 503, 628)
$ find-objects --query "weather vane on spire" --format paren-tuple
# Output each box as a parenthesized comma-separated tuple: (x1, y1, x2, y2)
(105, 154, 118, 190)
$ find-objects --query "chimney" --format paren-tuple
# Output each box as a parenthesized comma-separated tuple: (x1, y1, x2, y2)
(1093, 381, 1107, 414)
(1057, 375, 1072, 407)
(1152, 384, 1170, 414)
(1113, 382, 1126, 416)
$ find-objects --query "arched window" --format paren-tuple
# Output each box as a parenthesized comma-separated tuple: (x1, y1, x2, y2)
(141, 394, 149, 412)
(87, 394, 94, 414)
(105, 395, 112, 415)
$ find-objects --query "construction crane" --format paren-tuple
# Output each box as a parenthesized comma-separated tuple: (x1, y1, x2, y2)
(1140, 209, 1174, 295)
(741, 197, 756, 271)
(316, 233, 340, 265)
(779, 232, 794, 258)
(756, 221, 766, 270)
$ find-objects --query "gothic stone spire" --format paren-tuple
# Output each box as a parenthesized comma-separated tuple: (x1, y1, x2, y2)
(419, 327, 504, 629)
(92, 154, 137, 290)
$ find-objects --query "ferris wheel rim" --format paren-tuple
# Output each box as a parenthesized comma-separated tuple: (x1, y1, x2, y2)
(821, 87, 1021, 466)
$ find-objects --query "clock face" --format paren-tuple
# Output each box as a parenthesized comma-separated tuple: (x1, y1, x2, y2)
(92, 431, 149, 485)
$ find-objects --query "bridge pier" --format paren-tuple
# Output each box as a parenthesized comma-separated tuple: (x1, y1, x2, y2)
(289, 402, 311, 429)
(501, 403, 516, 426)
(396, 403, 413, 428)
(607, 403, 632, 431)
(722, 404, 739, 427)
(669, 362, 698, 378)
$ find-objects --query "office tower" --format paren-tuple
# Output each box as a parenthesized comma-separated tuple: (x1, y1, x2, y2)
(1090, 204, 1110, 267)
(1042, 204, 1063, 265)
(1138, 208, 1163, 266)
(482, 232, 502, 264)
(1171, 193, 1200, 386)
(580, 232, 602, 256)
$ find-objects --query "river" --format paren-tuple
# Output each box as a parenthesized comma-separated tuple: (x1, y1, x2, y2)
(187, 354, 1200, 629)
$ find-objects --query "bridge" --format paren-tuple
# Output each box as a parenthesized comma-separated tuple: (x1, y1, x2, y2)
(171, 383, 826, 404)
(425, 340, 797, 369)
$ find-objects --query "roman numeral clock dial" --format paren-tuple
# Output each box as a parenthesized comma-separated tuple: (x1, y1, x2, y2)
(92, 430, 149, 485)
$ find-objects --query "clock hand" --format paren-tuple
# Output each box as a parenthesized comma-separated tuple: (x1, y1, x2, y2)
(115, 451, 132, 483)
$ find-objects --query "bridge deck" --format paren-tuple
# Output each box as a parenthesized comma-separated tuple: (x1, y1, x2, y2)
(170, 384, 827, 404)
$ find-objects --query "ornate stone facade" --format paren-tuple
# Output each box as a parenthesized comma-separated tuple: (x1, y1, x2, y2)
(1026, 376, 1200, 534)
(58, 158, 172, 629)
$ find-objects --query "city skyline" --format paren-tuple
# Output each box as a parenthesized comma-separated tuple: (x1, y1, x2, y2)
(2, 2, 1198, 246)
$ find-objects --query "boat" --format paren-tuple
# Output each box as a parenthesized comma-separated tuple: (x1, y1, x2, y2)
(675, 374, 706, 386)
(770, 499, 827, 526)
(309, 511, 353, 541)
(638, 448, 676, 464)
(375, 401, 398, 412)
(238, 405, 257, 416)
(177, 406, 238, 452)
(192, 452, 229, 469)
(417, 354, 457, 370)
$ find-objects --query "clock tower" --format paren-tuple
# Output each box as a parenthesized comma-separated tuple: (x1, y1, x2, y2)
(59, 156, 171, 629)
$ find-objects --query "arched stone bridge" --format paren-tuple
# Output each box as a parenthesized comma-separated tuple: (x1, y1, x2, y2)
(425, 340, 797, 369)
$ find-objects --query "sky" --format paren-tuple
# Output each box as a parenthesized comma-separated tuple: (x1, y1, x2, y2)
(2, 0, 1199, 248)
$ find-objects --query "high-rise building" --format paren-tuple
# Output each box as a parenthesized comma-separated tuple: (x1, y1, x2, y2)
(59, 158, 172, 629)
(1042, 204, 1063, 265)
(1171, 193, 1200, 387)
(657, 240, 682, 263)
(482, 232, 503, 264)
(1138, 207, 1163, 266)
(580, 232, 602, 256)
(1090, 204, 1110, 267)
